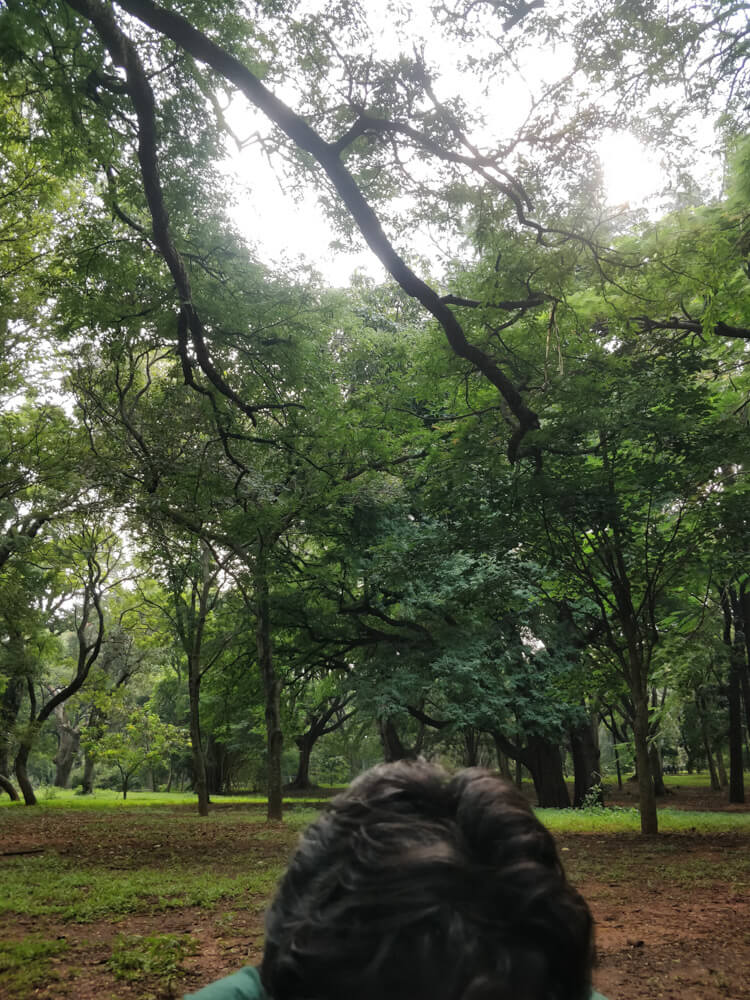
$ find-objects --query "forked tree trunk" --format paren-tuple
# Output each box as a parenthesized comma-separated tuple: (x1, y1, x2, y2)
(379, 718, 413, 762)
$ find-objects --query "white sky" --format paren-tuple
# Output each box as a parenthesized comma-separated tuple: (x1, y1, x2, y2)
(219, 5, 674, 285)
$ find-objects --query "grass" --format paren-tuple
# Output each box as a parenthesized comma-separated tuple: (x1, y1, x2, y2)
(0, 787, 331, 809)
(0, 851, 287, 923)
(538, 805, 750, 834)
(108, 932, 197, 984)
(0, 936, 70, 995)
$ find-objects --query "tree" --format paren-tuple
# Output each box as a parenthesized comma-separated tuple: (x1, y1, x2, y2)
(10, 519, 117, 804)
(81, 701, 187, 798)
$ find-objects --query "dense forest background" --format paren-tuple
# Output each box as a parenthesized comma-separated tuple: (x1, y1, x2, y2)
(1, 0, 749, 835)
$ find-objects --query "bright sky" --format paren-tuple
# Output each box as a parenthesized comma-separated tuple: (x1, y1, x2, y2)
(220, 5, 672, 286)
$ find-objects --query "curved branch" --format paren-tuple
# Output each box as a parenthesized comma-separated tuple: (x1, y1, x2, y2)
(103, 0, 539, 458)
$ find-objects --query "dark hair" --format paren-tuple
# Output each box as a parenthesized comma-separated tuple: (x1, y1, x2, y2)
(261, 761, 593, 1000)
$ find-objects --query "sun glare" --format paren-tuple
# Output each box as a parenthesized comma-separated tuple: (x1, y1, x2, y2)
(597, 132, 666, 208)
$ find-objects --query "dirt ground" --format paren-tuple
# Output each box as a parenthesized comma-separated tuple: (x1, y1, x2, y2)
(1, 786, 749, 1000)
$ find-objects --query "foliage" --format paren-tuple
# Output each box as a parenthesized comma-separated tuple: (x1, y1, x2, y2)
(80, 703, 188, 797)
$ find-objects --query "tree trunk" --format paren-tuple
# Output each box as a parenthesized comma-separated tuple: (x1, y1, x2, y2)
(463, 726, 481, 767)
(0, 675, 23, 792)
(698, 696, 721, 792)
(378, 718, 416, 762)
(740, 586, 750, 741)
(608, 710, 623, 790)
(187, 663, 209, 816)
(81, 752, 96, 795)
(723, 587, 746, 804)
(632, 690, 658, 834)
(716, 745, 728, 788)
(53, 713, 80, 788)
(740, 662, 750, 755)
(81, 706, 104, 794)
(493, 735, 513, 781)
(570, 715, 602, 807)
(256, 544, 282, 821)
(727, 662, 745, 803)
(524, 733, 570, 808)
(0, 773, 19, 800)
(205, 734, 228, 795)
(649, 744, 667, 797)
(14, 738, 37, 806)
(291, 732, 315, 790)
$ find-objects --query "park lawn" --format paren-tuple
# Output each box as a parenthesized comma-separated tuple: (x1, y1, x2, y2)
(1, 791, 749, 1000)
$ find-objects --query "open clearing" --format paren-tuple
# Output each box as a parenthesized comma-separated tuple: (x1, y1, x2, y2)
(1, 783, 749, 1000)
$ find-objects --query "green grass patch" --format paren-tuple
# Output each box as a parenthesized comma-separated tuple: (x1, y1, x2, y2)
(537, 806, 750, 834)
(0, 853, 286, 923)
(0, 935, 69, 997)
(0, 788, 334, 810)
(108, 932, 197, 985)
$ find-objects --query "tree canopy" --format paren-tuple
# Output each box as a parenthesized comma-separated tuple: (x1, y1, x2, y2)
(1, 0, 748, 833)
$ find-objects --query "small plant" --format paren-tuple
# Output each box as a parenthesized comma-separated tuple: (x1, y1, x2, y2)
(108, 932, 196, 985)
(580, 784, 605, 810)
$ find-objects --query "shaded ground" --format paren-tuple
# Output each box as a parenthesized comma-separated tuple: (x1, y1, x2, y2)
(604, 778, 750, 813)
(1, 789, 749, 1000)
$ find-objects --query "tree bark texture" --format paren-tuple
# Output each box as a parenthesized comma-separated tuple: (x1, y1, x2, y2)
(14, 735, 37, 806)
(292, 732, 315, 790)
(649, 744, 667, 797)
(493, 736, 513, 782)
(0, 772, 19, 799)
(463, 726, 481, 767)
(633, 691, 658, 834)
(493, 729, 569, 807)
(570, 717, 602, 807)
(53, 705, 81, 788)
(187, 664, 209, 816)
(256, 544, 283, 821)
(524, 733, 570, 808)
(0, 674, 23, 783)
(723, 587, 746, 804)
(697, 695, 721, 792)
(378, 718, 422, 762)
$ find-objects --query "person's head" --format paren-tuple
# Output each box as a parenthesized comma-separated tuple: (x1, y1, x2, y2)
(261, 761, 593, 1000)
